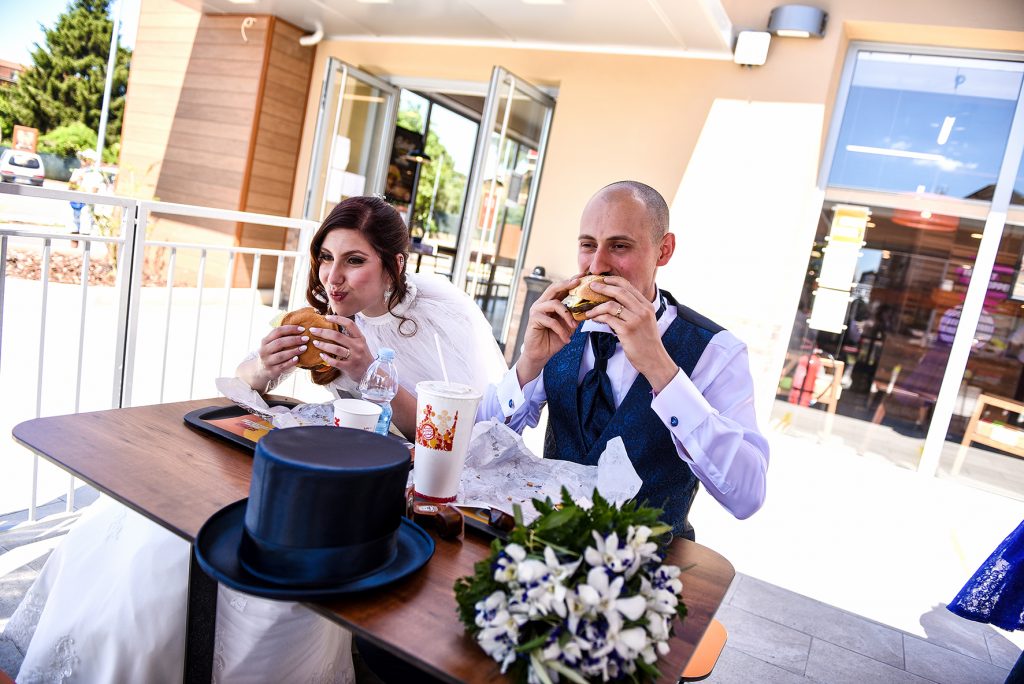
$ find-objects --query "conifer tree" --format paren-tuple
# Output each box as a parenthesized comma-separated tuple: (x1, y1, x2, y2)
(0, 0, 131, 149)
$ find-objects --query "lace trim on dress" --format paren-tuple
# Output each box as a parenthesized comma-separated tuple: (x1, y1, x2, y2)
(105, 507, 127, 542)
(2, 582, 45, 655)
(18, 635, 79, 684)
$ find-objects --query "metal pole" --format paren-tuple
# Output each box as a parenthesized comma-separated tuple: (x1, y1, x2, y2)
(95, 0, 122, 162)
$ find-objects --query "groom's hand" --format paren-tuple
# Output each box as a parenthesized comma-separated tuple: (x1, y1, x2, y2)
(517, 275, 582, 387)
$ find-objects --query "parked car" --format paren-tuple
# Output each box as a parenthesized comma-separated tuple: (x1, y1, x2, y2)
(0, 150, 45, 186)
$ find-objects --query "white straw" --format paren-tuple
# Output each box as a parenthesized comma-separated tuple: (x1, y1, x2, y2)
(433, 332, 450, 385)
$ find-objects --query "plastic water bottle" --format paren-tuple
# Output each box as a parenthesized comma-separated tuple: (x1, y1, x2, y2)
(359, 348, 399, 436)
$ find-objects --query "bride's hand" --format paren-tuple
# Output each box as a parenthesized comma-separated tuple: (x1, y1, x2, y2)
(310, 315, 374, 380)
(256, 324, 307, 379)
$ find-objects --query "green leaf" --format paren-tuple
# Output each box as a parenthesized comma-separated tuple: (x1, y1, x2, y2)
(529, 651, 555, 684)
(515, 631, 551, 653)
(545, 659, 590, 684)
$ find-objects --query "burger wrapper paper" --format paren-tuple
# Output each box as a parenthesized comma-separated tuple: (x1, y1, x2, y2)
(459, 419, 642, 524)
(215, 377, 333, 427)
(217, 378, 642, 523)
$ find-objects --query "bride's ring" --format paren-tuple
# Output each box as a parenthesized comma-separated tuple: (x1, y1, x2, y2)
(614, 305, 624, 319)
(341, 348, 351, 361)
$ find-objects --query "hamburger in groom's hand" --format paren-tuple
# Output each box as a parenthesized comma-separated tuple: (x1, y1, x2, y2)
(279, 307, 338, 369)
(562, 274, 612, 321)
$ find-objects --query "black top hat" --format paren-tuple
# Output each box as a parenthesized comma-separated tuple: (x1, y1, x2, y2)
(195, 426, 433, 600)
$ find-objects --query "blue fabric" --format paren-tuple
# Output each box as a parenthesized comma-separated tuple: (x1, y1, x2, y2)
(948, 520, 1024, 631)
(576, 297, 669, 450)
(577, 332, 618, 451)
(543, 290, 722, 539)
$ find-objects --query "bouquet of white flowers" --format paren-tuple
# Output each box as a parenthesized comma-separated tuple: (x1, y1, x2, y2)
(454, 488, 687, 683)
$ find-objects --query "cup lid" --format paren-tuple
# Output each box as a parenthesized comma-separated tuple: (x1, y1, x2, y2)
(415, 380, 482, 400)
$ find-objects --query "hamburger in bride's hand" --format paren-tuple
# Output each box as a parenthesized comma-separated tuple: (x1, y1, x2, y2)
(275, 307, 338, 369)
(561, 274, 612, 321)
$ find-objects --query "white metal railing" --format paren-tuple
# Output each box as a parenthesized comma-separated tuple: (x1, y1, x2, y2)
(0, 183, 318, 519)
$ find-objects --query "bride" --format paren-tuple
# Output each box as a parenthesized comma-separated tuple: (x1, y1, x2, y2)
(4, 196, 507, 683)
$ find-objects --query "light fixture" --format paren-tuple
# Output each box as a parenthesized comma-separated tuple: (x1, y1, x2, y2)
(768, 5, 828, 38)
(937, 116, 956, 145)
(734, 31, 771, 66)
(892, 208, 959, 232)
(403, 149, 432, 164)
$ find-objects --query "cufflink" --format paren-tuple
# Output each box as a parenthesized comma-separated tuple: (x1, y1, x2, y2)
(508, 399, 514, 409)
(670, 416, 679, 427)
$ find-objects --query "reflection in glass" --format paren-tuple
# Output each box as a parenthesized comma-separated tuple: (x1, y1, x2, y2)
(830, 52, 1023, 199)
(774, 204, 986, 472)
(942, 222, 1024, 497)
(463, 82, 549, 340)
(306, 64, 395, 221)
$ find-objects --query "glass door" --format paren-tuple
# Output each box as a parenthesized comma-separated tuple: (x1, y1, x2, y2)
(453, 67, 555, 343)
(302, 58, 399, 222)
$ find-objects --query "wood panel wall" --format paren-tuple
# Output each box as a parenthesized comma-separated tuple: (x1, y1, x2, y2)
(117, 1, 314, 288)
(237, 19, 315, 287)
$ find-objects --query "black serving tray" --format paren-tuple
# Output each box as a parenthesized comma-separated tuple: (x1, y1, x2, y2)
(183, 401, 299, 452)
(184, 401, 416, 458)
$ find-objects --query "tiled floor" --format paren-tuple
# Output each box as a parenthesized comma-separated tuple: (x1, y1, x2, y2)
(0, 432, 1020, 683)
(707, 574, 1012, 683)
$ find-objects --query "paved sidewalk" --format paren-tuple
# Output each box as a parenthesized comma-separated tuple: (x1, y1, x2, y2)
(0, 429, 1019, 682)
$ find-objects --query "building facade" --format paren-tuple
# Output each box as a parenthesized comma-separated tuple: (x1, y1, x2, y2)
(117, 0, 1024, 485)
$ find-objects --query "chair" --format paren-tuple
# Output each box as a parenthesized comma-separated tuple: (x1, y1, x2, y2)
(679, 618, 728, 681)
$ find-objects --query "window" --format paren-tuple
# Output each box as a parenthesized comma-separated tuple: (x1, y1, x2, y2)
(829, 52, 1024, 199)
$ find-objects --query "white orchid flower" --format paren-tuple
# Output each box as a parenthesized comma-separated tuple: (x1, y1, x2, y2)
(474, 590, 508, 628)
(572, 567, 647, 639)
(583, 530, 637, 574)
(625, 525, 660, 573)
(494, 543, 527, 584)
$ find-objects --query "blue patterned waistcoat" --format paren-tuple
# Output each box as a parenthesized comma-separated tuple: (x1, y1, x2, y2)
(542, 290, 723, 540)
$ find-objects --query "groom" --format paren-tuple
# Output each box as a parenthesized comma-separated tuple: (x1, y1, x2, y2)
(477, 180, 769, 538)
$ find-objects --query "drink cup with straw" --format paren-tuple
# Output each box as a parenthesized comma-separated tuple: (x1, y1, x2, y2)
(412, 334, 481, 502)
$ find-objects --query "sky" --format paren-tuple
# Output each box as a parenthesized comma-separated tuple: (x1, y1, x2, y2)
(0, 0, 140, 66)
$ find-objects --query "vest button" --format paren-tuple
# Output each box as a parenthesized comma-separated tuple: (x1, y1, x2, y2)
(670, 416, 679, 427)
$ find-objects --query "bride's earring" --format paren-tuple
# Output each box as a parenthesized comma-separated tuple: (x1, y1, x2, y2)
(383, 287, 392, 304)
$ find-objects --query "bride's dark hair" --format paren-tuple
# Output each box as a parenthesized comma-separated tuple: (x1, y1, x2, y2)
(303, 196, 413, 385)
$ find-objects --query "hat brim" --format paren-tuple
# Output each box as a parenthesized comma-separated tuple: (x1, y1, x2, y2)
(195, 499, 434, 600)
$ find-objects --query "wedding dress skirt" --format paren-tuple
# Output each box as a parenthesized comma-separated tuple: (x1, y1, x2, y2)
(3, 497, 353, 684)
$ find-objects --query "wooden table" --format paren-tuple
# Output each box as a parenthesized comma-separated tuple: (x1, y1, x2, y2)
(13, 398, 736, 684)
(953, 393, 1024, 476)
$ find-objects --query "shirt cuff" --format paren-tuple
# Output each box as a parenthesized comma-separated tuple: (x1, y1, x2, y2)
(650, 368, 714, 437)
(496, 364, 532, 417)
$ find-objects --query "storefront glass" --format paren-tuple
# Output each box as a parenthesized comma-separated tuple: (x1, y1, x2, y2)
(303, 59, 398, 221)
(778, 203, 987, 468)
(776, 45, 1024, 493)
(939, 220, 1024, 495)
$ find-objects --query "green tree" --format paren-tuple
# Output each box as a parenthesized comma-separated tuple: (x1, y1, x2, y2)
(0, 0, 131, 151)
(37, 121, 96, 157)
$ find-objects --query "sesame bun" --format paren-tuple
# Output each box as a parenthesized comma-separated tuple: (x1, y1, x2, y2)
(563, 275, 612, 321)
(280, 307, 338, 369)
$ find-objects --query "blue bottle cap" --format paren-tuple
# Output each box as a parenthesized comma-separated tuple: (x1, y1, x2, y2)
(379, 347, 396, 361)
